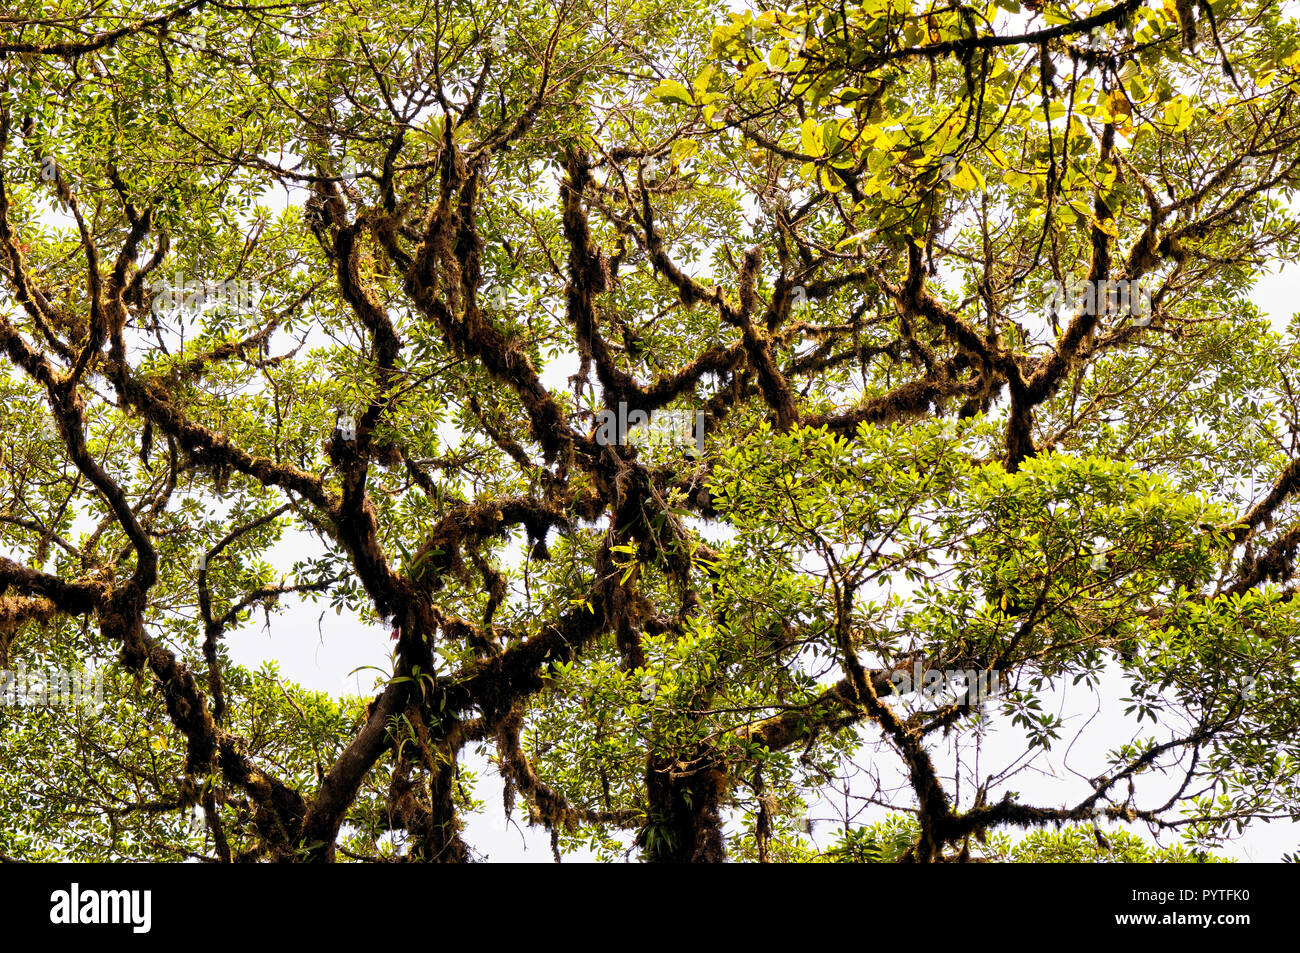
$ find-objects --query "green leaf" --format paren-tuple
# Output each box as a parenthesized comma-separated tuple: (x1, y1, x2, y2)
(652, 80, 694, 107)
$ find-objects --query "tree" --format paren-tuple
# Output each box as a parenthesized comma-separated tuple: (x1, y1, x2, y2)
(822, 812, 1234, 862)
(0, 0, 1298, 863)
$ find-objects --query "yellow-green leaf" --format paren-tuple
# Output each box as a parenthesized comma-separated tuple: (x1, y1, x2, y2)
(652, 80, 693, 107)
(950, 161, 985, 191)
(800, 117, 824, 157)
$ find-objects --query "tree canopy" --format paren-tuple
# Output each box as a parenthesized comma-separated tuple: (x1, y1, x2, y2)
(1, 0, 1299, 862)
